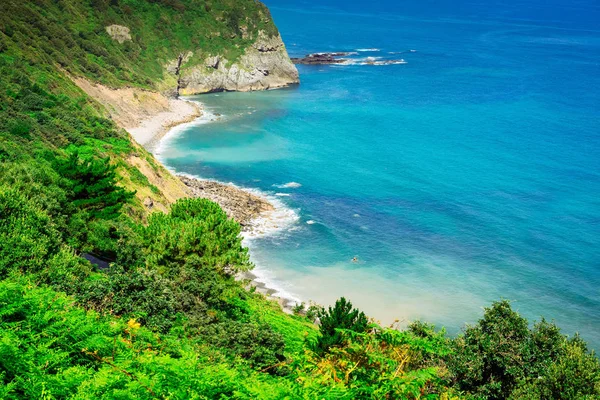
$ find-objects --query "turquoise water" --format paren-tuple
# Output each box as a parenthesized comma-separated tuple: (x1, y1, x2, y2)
(159, 0, 600, 346)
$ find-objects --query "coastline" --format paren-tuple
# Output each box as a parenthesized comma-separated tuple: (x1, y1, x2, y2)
(128, 98, 202, 151)
(127, 97, 301, 314)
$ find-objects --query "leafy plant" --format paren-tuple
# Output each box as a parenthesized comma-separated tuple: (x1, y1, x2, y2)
(447, 300, 600, 399)
(53, 151, 134, 220)
(314, 297, 369, 354)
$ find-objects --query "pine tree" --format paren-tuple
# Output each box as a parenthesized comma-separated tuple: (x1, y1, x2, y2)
(53, 151, 134, 220)
(315, 297, 369, 354)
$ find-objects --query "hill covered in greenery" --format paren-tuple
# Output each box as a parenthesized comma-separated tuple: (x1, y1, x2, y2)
(0, 1, 599, 398)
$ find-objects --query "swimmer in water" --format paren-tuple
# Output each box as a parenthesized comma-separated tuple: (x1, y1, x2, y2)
(351, 256, 358, 263)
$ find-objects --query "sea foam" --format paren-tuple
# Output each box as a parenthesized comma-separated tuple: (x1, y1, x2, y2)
(274, 182, 302, 188)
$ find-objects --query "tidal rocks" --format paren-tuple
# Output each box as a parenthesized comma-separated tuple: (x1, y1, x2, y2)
(291, 52, 352, 65)
(179, 175, 274, 228)
(291, 52, 407, 66)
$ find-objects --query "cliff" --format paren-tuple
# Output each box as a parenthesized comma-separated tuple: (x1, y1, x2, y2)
(176, 31, 299, 94)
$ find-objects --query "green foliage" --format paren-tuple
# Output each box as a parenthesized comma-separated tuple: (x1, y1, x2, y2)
(314, 297, 369, 354)
(0, 0, 280, 90)
(0, 280, 301, 399)
(447, 300, 600, 399)
(53, 151, 135, 220)
(296, 323, 453, 399)
(143, 198, 250, 274)
(0, 187, 63, 277)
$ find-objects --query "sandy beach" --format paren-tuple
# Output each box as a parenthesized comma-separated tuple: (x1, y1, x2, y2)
(128, 98, 202, 150)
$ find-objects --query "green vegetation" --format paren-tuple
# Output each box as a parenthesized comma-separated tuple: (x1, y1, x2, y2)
(312, 297, 369, 354)
(1, 0, 599, 398)
(1, 0, 278, 90)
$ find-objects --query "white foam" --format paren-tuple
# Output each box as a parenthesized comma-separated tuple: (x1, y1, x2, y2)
(275, 193, 291, 197)
(306, 220, 316, 225)
(356, 48, 381, 52)
(339, 57, 407, 66)
(273, 182, 302, 189)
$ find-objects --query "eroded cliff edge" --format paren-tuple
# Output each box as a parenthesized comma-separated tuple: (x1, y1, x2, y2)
(171, 31, 299, 94)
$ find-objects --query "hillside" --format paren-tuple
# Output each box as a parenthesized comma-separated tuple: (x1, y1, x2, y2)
(0, 1, 599, 399)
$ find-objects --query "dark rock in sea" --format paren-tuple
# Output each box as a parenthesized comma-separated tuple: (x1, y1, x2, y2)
(291, 52, 407, 66)
(291, 52, 351, 65)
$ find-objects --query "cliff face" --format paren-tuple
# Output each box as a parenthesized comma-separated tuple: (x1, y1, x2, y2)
(174, 31, 299, 94)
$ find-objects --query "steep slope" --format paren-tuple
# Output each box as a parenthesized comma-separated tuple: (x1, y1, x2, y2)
(1, 2, 599, 399)
(0, 0, 298, 213)
(178, 31, 299, 93)
(1, 0, 298, 96)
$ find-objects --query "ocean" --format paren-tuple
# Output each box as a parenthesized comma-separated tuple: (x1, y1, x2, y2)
(156, 0, 600, 347)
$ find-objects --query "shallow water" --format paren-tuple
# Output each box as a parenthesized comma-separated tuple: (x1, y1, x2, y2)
(158, 0, 600, 346)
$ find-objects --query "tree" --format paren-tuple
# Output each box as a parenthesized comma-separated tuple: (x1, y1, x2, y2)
(447, 300, 600, 399)
(53, 151, 134, 220)
(314, 297, 369, 354)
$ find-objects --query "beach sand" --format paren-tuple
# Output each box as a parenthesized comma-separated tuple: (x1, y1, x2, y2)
(128, 98, 202, 150)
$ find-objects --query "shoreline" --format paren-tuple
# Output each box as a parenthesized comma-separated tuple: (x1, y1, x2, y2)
(128, 98, 203, 151)
(127, 96, 301, 314)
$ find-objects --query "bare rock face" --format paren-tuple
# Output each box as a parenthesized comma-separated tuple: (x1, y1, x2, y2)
(105, 25, 132, 44)
(178, 31, 299, 94)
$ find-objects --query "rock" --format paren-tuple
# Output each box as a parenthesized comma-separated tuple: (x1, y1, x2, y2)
(205, 55, 220, 69)
(291, 51, 407, 66)
(105, 25, 132, 44)
(143, 197, 154, 209)
(165, 51, 193, 75)
(178, 175, 274, 228)
(291, 52, 352, 65)
(178, 31, 299, 94)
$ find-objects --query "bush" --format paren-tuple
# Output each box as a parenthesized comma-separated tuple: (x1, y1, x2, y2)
(314, 297, 369, 354)
(143, 198, 251, 274)
(448, 300, 600, 399)
(0, 187, 62, 277)
(53, 151, 134, 220)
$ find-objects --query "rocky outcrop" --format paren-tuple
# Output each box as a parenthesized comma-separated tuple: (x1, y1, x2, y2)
(105, 25, 132, 43)
(291, 52, 353, 65)
(292, 52, 408, 66)
(176, 31, 299, 94)
(179, 175, 274, 228)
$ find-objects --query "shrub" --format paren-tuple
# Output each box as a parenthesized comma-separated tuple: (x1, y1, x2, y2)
(314, 297, 369, 354)
(448, 300, 600, 399)
(0, 187, 62, 277)
(53, 151, 134, 220)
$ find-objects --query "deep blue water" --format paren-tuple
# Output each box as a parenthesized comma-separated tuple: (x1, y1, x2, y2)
(159, 0, 600, 346)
